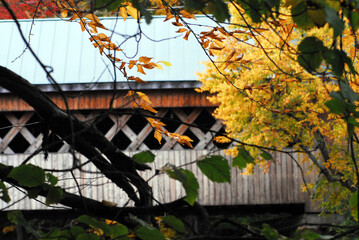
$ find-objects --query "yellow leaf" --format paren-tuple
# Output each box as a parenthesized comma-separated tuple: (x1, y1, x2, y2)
(155, 63, 164, 70)
(120, 7, 127, 21)
(137, 91, 152, 104)
(61, 9, 68, 18)
(138, 56, 152, 64)
(140, 103, 158, 113)
(126, 5, 140, 20)
(180, 10, 196, 19)
(136, 64, 146, 75)
(159, 61, 172, 66)
(154, 130, 162, 144)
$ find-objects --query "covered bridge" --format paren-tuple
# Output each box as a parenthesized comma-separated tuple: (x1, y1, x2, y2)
(0, 16, 316, 212)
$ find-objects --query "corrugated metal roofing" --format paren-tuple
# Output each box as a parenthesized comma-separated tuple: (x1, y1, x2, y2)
(0, 16, 212, 84)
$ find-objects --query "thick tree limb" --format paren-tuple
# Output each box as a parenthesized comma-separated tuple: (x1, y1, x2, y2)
(0, 66, 151, 206)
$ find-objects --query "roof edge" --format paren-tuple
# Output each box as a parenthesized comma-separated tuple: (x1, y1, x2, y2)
(0, 81, 202, 94)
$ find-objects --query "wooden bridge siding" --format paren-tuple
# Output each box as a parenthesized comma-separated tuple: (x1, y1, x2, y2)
(0, 151, 316, 211)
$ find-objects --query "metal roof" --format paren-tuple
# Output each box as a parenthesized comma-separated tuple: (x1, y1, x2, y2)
(0, 16, 212, 85)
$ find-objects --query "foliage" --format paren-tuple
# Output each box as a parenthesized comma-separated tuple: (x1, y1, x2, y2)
(0, 0, 57, 19)
(196, 0, 359, 219)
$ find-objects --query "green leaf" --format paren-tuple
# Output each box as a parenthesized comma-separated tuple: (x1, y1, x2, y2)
(8, 164, 45, 187)
(78, 215, 112, 236)
(210, 0, 230, 22)
(232, 156, 247, 170)
(292, 2, 314, 29)
(134, 226, 166, 240)
(325, 98, 347, 114)
(133, 151, 155, 164)
(27, 188, 41, 199)
(297, 37, 324, 72)
(301, 230, 323, 240)
(8, 211, 41, 238)
(166, 166, 199, 205)
(197, 155, 231, 183)
(325, 5, 344, 38)
(162, 215, 186, 233)
(0, 180, 10, 203)
(70, 226, 85, 237)
(185, 0, 205, 10)
(261, 224, 279, 240)
(237, 148, 255, 164)
(339, 81, 359, 103)
(110, 224, 129, 238)
(76, 233, 100, 240)
(260, 150, 273, 160)
(132, 0, 153, 24)
(323, 49, 345, 77)
(46, 187, 63, 205)
(46, 173, 58, 186)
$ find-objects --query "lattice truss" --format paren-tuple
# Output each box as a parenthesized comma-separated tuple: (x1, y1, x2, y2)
(0, 108, 227, 154)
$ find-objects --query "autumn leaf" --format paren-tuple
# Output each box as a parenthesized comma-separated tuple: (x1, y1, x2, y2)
(140, 103, 158, 113)
(180, 10, 196, 19)
(172, 22, 183, 27)
(126, 5, 140, 20)
(136, 64, 146, 74)
(128, 60, 137, 69)
(120, 7, 127, 21)
(159, 61, 172, 66)
(136, 92, 152, 104)
(154, 130, 162, 144)
(176, 28, 188, 33)
(183, 31, 191, 40)
(128, 76, 147, 83)
(124, 90, 134, 98)
(61, 9, 68, 18)
(138, 56, 152, 64)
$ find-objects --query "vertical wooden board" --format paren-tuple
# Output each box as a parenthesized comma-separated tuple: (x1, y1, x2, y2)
(287, 153, 294, 203)
(292, 153, 300, 203)
(270, 160, 277, 203)
(196, 150, 205, 205)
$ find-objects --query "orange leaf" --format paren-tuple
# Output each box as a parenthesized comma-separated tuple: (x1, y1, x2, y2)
(97, 33, 110, 41)
(172, 22, 183, 27)
(119, 62, 126, 69)
(180, 10, 196, 19)
(124, 90, 134, 98)
(128, 60, 137, 69)
(165, 8, 174, 21)
(143, 63, 156, 69)
(176, 28, 187, 33)
(136, 64, 146, 74)
(183, 30, 191, 40)
(128, 76, 147, 83)
(138, 56, 152, 64)
(79, 20, 86, 32)
(154, 130, 162, 144)
(120, 7, 127, 21)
